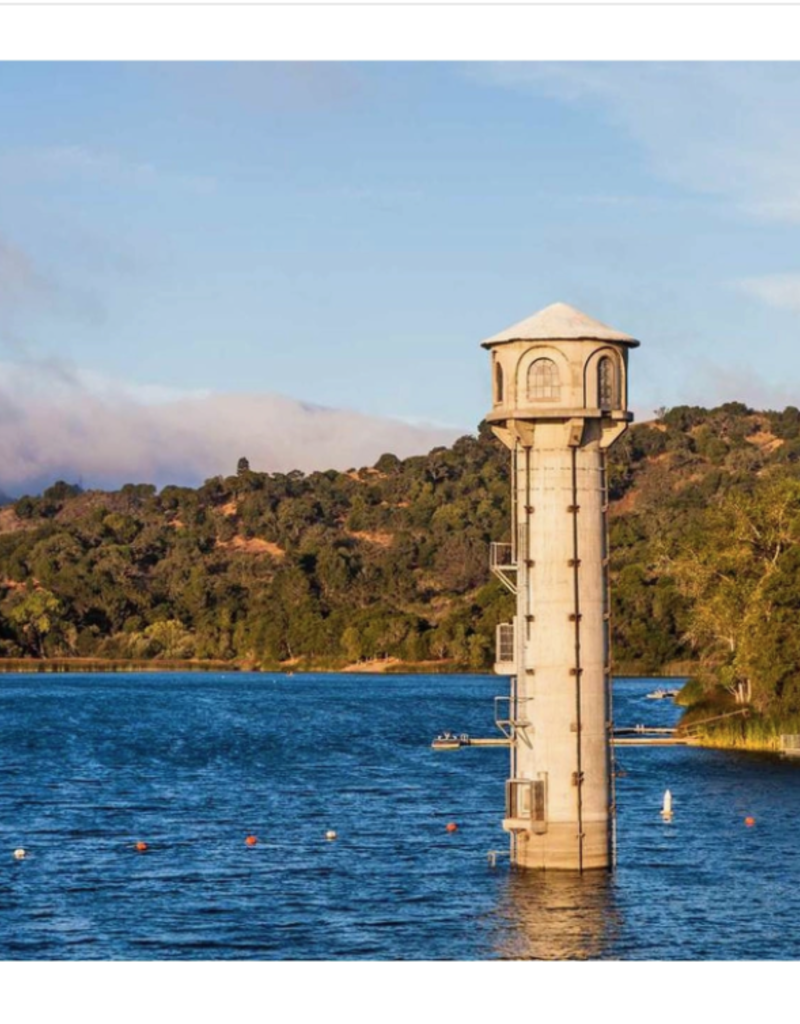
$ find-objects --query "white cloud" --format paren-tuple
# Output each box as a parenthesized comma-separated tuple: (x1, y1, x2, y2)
(472, 62, 800, 223)
(738, 273, 800, 314)
(0, 359, 464, 495)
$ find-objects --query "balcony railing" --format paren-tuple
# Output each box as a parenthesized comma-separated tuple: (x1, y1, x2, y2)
(494, 695, 533, 740)
(490, 542, 517, 594)
(490, 542, 515, 569)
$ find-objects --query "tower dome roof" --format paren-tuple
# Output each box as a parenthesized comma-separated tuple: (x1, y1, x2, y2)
(481, 302, 639, 348)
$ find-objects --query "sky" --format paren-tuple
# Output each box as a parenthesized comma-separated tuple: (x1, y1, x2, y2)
(2, 60, 800, 493)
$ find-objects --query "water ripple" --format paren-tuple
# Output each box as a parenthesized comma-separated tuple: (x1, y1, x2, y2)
(1, 672, 797, 959)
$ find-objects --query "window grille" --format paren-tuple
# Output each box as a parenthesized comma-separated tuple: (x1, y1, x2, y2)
(527, 358, 560, 402)
(598, 356, 617, 409)
(497, 622, 515, 664)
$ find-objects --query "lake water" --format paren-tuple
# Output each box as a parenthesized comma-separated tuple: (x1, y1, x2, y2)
(1, 672, 798, 960)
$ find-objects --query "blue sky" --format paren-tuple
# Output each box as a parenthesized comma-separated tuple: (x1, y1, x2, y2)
(2, 61, 800, 490)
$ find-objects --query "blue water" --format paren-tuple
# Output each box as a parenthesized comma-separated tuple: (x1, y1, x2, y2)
(0, 672, 798, 960)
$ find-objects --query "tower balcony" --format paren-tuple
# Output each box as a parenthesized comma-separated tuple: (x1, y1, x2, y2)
(490, 542, 517, 594)
(495, 621, 516, 675)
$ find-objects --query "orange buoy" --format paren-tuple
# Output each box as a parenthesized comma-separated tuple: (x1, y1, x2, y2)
(445, 822, 458, 833)
(745, 817, 756, 827)
(135, 841, 148, 852)
(245, 835, 258, 846)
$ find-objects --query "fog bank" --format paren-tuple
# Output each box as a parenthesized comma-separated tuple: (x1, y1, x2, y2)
(0, 361, 465, 495)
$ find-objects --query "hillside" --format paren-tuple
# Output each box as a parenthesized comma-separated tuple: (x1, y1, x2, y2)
(2, 404, 800, 702)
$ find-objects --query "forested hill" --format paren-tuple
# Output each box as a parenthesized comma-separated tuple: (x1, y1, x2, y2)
(2, 403, 800, 697)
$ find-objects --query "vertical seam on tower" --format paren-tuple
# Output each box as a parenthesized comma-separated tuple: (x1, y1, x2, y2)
(524, 444, 532, 646)
(570, 446, 585, 873)
(602, 449, 617, 870)
(511, 443, 518, 785)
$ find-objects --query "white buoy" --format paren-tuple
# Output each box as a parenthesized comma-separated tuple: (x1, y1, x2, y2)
(325, 830, 337, 841)
(661, 789, 673, 820)
(13, 848, 26, 860)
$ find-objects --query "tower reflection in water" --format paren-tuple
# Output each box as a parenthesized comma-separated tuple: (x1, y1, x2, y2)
(492, 869, 621, 960)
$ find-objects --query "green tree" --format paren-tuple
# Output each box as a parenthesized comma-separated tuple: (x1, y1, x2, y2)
(664, 477, 800, 706)
(7, 587, 63, 656)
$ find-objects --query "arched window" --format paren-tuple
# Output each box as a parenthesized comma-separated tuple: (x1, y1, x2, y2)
(527, 358, 560, 402)
(495, 361, 504, 404)
(598, 357, 617, 409)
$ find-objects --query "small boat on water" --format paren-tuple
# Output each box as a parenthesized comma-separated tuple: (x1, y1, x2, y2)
(431, 732, 470, 750)
(646, 688, 680, 700)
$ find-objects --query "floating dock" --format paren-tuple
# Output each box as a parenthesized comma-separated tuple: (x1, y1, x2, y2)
(613, 736, 691, 746)
(612, 726, 690, 746)
(431, 736, 510, 749)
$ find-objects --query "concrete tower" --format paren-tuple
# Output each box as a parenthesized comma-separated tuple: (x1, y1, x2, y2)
(484, 302, 639, 870)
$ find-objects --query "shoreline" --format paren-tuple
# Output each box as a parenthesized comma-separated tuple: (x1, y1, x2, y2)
(0, 657, 238, 674)
(0, 656, 481, 675)
(686, 736, 784, 754)
(0, 655, 699, 676)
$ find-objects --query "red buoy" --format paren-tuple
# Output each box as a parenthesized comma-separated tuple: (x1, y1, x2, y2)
(445, 822, 458, 833)
(135, 841, 148, 852)
(745, 817, 755, 827)
(245, 835, 258, 846)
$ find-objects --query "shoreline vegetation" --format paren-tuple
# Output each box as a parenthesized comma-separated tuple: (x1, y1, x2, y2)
(0, 655, 466, 674)
(3, 403, 800, 750)
(0, 655, 698, 676)
(676, 712, 800, 754)
(674, 680, 800, 753)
